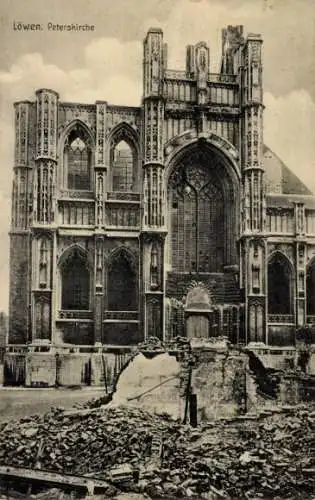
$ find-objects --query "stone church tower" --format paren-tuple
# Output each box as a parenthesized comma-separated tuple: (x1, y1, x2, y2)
(9, 26, 315, 352)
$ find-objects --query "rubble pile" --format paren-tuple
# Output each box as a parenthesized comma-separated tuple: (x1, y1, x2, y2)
(0, 406, 178, 475)
(165, 407, 315, 499)
(0, 405, 313, 499)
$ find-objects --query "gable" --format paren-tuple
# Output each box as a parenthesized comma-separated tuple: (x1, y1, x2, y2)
(263, 145, 313, 195)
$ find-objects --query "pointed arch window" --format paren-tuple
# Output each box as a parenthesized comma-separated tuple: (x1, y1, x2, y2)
(268, 253, 293, 317)
(61, 249, 90, 310)
(168, 160, 224, 273)
(111, 140, 134, 192)
(64, 126, 92, 190)
(107, 251, 137, 311)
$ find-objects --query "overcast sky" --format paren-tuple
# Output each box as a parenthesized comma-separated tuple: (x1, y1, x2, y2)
(0, 0, 314, 313)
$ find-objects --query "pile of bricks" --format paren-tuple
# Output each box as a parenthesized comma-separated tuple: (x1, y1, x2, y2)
(0, 404, 314, 499)
(160, 407, 315, 499)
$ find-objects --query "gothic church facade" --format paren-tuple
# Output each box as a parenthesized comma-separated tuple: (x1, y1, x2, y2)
(9, 26, 315, 348)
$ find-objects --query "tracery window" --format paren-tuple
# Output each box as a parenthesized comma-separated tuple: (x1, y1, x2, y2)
(61, 249, 90, 310)
(112, 141, 134, 192)
(64, 126, 91, 190)
(168, 160, 224, 273)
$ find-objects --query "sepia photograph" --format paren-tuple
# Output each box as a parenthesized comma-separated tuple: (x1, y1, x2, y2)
(0, 0, 314, 498)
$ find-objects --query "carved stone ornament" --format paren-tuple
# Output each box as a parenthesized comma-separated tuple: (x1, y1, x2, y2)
(164, 130, 239, 162)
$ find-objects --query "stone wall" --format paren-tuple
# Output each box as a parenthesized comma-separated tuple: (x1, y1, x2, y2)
(90, 352, 117, 387)
(247, 343, 315, 375)
(110, 353, 183, 419)
(56, 353, 91, 386)
(25, 353, 56, 387)
(166, 273, 225, 302)
(8, 234, 30, 343)
(3, 343, 314, 416)
(246, 345, 315, 408)
(247, 345, 296, 371)
(0, 313, 8, 348)
(268, 325, 296, 346)
(2, 349, 135, 389)
(189, 348, 246, 421)
(111, 346, 248, 422)
(58, 323, 94, 345)
(103, 323, 140, 345)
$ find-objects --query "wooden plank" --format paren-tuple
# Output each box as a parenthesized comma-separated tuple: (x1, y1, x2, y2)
(62, 407, 99, 417)
(0, 465, 110, 491)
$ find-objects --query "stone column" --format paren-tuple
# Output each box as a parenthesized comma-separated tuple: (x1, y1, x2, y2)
(9, 100, 33, 343)
(239, 34, 267, 344)
(93, 101, 107, 343)
(141, 28, 167, 340)
(94, 236, 104, 343)
(31, 89, 58, 342)
(295, 203, 306, 327)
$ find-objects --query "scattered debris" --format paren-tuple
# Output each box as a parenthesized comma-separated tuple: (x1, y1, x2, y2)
(0, 404, 313, 499)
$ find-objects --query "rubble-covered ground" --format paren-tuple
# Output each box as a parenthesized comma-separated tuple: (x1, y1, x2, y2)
(0, 400, 314, 499)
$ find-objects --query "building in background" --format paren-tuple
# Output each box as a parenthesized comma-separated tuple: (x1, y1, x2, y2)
(8, 26, 315, 352)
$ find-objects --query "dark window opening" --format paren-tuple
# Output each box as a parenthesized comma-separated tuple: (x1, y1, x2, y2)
(112, 141, 134, 192)
(268, 255, 293, 315)
(61, 251, 90, 310)
(307, 262, 315, 316)
(65, 128, 91, 190)
(108, 252, 137, 311)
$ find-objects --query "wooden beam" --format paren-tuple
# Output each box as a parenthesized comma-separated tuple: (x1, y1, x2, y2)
(0, 465, 111, 494)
